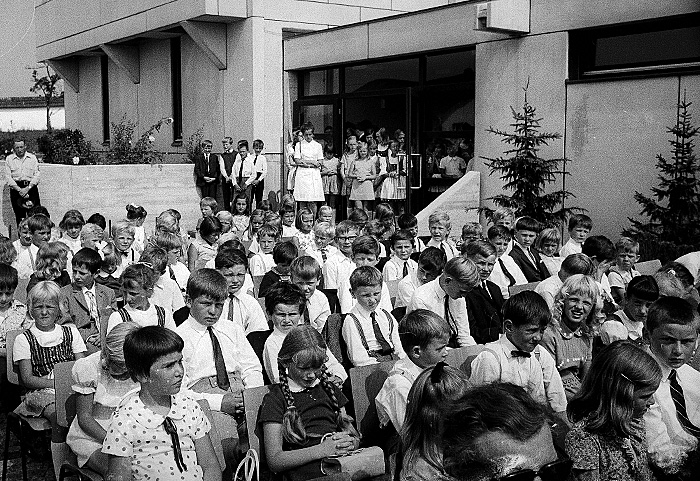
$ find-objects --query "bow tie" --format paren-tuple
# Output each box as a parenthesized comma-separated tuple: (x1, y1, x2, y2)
(511, 350, 531, 358)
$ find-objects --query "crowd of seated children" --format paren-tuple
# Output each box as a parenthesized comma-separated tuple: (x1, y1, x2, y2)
(397, 213, 425, 260)
(262, 282, 346, 384)
(151, 230, 190, 294)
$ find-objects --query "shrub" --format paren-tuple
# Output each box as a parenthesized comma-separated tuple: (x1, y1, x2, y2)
(37, 129, 96, 164)
(104, 114, 173, 165)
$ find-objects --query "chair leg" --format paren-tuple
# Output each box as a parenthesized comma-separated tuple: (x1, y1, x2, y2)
(2, 416, 12, 481)
(16, 418, 28, 481)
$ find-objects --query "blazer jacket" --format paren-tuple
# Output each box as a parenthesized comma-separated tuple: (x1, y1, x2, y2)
(465, 280, 505, 344)
(193, 152, 221, 186)
(509, 244, 550, 283)
(59, 282, 117, 330)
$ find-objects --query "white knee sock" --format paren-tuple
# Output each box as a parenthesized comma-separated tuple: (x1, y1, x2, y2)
(50, 441, 70, 481)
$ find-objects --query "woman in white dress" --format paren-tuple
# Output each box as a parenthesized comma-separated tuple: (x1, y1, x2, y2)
(293, 122, 325, 216)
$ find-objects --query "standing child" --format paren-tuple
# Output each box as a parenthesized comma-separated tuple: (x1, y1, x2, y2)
(259, 241, 298, 298)
(231, 192, 250, 235)
(188, 216, 221, 273)
(294, 208, 316, 254)
(250, 224, 279, 277)
(194, 139, 220, 199)
(348, 142, 377, 212)
(58, 209, 85, 255)
(125, 204, 148, 255)
(232, 139, 254, 207)
(438, 144, 466, 181)
(249, 139, 268, 209)
(321, 144, 341, 212)
(470, 291, 568, 420)
(383, 230, 418, 282)
(600, 275, 659, 346)
(105, 263, 176, 335)
(258, 325, 360, 480)
(542, 274, 599, 401)
(378, 140, 406, 216)
(608, 237, 641, 305)
(290, 256, 331, 332)
(342, 266, 406, 366)
(103, 326, 221, 481)
(13, 281, 87, 479)
(66, 322, 140, 475)
(560, 214, 593, 259)
(426, 211, 458, 260)
(219, 136, 236, 212)
(566, 341, 660, 481)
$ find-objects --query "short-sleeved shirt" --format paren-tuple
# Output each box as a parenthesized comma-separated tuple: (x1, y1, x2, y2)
(438, 156, 466, 177)
(71, 352, 139, 405)
(102, 390, 211, 481)
(13, 324, 87, 367)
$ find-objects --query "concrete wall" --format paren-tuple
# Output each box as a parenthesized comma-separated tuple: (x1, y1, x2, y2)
(0, 107, 65, 131)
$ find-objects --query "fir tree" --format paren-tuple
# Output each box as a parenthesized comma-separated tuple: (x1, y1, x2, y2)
(628, 92, 700, 245)
(481, 84, 580, 227)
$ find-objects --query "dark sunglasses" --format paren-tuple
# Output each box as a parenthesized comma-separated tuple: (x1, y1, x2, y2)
(496, 459, 572, 481)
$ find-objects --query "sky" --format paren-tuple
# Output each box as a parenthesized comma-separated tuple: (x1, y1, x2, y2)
(0, 0, 42, 98)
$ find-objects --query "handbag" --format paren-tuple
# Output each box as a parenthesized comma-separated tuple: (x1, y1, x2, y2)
(320, 442, 385, 480)
(233, 449, 259, 481)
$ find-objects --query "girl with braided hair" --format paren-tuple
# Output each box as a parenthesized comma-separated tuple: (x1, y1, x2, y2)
(258, 325, 360, 480)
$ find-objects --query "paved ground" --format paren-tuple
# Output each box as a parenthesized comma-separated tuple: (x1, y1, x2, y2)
(0, 412, 54, 481)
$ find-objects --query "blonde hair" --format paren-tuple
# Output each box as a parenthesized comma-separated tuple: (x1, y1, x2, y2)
(551, 274, 599, 335)
(35, 242, 68, 281)
(102, 321, 139, 378)
(27, 280, 61, 312)
(112, 220, 135, 238)
(428, 211, 451, 229)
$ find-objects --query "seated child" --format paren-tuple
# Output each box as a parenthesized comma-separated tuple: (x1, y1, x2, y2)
(486, 225, 528, 298)
(259, 241, 297, 298)
(231, 193, 250, 235)
(11, 219, 34, 279)
(338, 236, 394, 314)
(364, 220, 389, 258)
(644, 297, 700, 477)
(13, 281, 87, 479)
(140, 245, 186, 315)
(383, 230, 418, 282)
(322, 220, 358, 290)
(535, 253, 594, 310)
(303, 221, 337, 269)
(535, 227, 563, 276)
(559, 213, 592, 259)
(426, 211, 458, 260)
(348, 208, 369, 234)
(459, 221, 482, 249)
(59, 247, 117, 350)
(94, 241, 122, 295)
(376, 309, 450, 435)
(293, 208, 316, 254)
(27, 241, 72, 294)
(262, 282, 346, 384)
(66, 322, 140, 475)
(58, 209, 85, 255)
(102, 326, 221, 481)
(125, 204, 148, 255)
(14, 214, 53, 280)
(290, 256, 330, 332)
(242, 209, 265, 255)
(608, 236, 641, 305)
(112, 221, 138, 278)
(395, 247, 445, 309)
(462, 240, 505, 344)
(582, 235, 618, 309)
(600, 275, 659, 345)
(316, 205, 335, 226)
(508, 216, 550, 283)
(0, 264, 28, 410)
(470, 291, 567, 419)
(152, 231, 190, 294)
(176, 269, 264, 474)
(397, 213, 426, 260)
(105, 263, 176, 335)
(342, 266, 406, 366)
(79, 223, 105, 251)
(215, 249, 268, 334)
(541, 274, 598, 401)
(188, 216, 222, 272)
(258, 325, 360, 480)
(279, 203, 297, 239)
(215, 210, 237, 245)
(250, 224, 278, 277)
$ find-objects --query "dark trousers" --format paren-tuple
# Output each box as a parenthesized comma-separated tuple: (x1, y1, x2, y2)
(199, 181, 218, 199)
(9, 181, 40, 226)
(222, 180, 234, 212)
(252, 180, 264, 208)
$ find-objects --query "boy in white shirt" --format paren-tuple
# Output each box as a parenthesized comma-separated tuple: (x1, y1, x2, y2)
(600, 275, 659, 345)
(176, 268, 263, 475)
(608, 236, 641, 305)
(342, 266, 406, 367)
(487, 225, 528, 299)
(426, 210, 458, 260)
(11, 218, 34, 279)
(395, 247, 446, 310)
(279, 204, 298, 239)
(139, 245, 185, 315)
(14, 214, 52, 279)
(323, 220, 358, 290)
(559, 214, 592, 259)
(290, 256, 330, 332)
(397, 213, 426, 262)
(304, 221, 338, 270)
(249, 139, 268, 209)
(338, 235, 394, 314)
(249, 224, 277, 277)
(383, 230, 418, 282)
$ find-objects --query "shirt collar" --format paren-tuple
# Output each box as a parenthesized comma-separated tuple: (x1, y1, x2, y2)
(354, 302, 374, 318)
(129, 391, 190, 429)
(288, 377, 320, 392)
(185, 316, 212, 333)
(81, 285, 96, 296)
(430, 277, 447, 299)
(498, 334, 527, 358)
(649, 350, 674, 380)
(557, 320, 584, 340)
(396, 357, 424, 382)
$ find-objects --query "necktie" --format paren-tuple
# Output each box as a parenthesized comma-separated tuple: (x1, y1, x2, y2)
(371, 311, 392, 353)
(402, 261, 409, 278)
(228, 295, 235, 323)
(511, 350, 531, 358)
(85, 290, 99, 323)
(321, 248, 327, 263)
(238, 156, 245, 185)
(163, 417, 188, 472)
(205, 154, 210, 172)
(669, 369, 700, 437)
(439, 243, 446, 256)
(304, 302, 311, 325)
(526, 247, 537, 266)
(208, 326, 230, 390)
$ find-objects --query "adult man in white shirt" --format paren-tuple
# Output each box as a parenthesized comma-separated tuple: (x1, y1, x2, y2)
(5, 139, 41, 226)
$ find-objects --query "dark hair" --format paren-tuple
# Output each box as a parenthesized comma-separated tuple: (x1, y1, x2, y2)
(399, 309, 450, 350)
(71, 247, 102, 274)
(352, 235, 380, 257)
(627, 275, 659, 302)
(273, 241, 298, 265)
(582, 235, 616, 263)
(215, 249, 249, 271)
(295, 208, 314, 231)
(0, 263, 19, 291)
(514, 216, 541, 233)
(502, 291, 550, 328)
(418, 247, 447, 274)
(27, 214, 54, 233)
(487, 224, 512, 241)
(646, 296, 696, 334)
(124, 326, 184, 382)
(200, 216, 222, 238)
(120, 263, 156, 291)
(253, 139, 264, 150)
(561, 253, 595, 276)
(87, 213, 107, 230)
(660, 262, 694, 289)
(348, 208, 369, 224)
(238, 139, 249, 150)
(279, 203, 295, 215)
(28, 206, 50, 218)
(59, 210, 85, 230)
(397, 213, 418, 229)
(442, 383, 547, 480)
(232, 192, 250, 215)
(264, 281, 306, 315)
(350, 265, 382, 290)
(463, 240, 496, 259)
(217, 238, 246, 254)
(125, 204, 147, 220)
(323, 143, 334, 156)
(390, 230, 413, 247)
(568, 214, 593, 231)
(186, 268, 228, 303)
(290, 256, 321, 281)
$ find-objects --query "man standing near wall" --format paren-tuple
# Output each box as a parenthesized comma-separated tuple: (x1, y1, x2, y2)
(5, 139, 41, 226)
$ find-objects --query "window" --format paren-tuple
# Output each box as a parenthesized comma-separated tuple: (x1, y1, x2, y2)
(101, 56, 110, 143)
(344, 58, 419, 93)
(301, 68, 339, 96)
(426, 50, 476, 84)
(570, 14, 700, 80)
(170, 37, 183, 143)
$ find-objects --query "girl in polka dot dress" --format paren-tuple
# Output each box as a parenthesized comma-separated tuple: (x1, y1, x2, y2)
(102, 326, 221, 481)
(258, 325, 360, 480)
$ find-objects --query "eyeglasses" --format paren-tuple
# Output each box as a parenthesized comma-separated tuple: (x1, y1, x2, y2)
(495, 459, 572, 481)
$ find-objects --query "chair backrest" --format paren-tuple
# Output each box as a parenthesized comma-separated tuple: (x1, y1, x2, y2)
(5, 329, 24, 385)
(252, 276, 264, 297)
(386, 280, 399, 305)
(243, 385, 272, 457)
(508, 281, 539, 297)
(246, 330, 273, 385)
(636, 259, 662, 276)
(349, 360, 396, 441)
(197, 399, 226, 470)
(15, 278, 29, 304)
(445, 345, 486, 378)
(54, 361, 77, 429)
(323, 313, 350, 369)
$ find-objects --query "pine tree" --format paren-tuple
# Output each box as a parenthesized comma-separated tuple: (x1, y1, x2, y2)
(628, 92, 700, 245)
(481, 84, 580, 227)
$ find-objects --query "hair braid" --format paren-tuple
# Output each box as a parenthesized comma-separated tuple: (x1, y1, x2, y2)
(278, 361, 306, 445)
(319, 366, 360, 438)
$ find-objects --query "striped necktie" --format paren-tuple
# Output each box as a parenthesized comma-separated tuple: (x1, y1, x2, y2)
(669, 369, 700, 437)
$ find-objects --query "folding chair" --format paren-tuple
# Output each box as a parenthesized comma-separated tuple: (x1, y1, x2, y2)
(348, 361, 396, 446)
(246, 330, 273, 385)
(445, 345, 486, 378)
(385, 280, 399, 308)
(2, 330, 51, 481)
(635, 259, 662, 276)
(242, 385, 271, 459)
(14, 279, 29, 305)
(53, 361, 102, 481)
(508, 281, 539, 297)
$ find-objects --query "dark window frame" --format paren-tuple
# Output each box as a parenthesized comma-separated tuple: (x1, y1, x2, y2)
(170, 37, 183, 145)
(101, 55, 110, 144)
